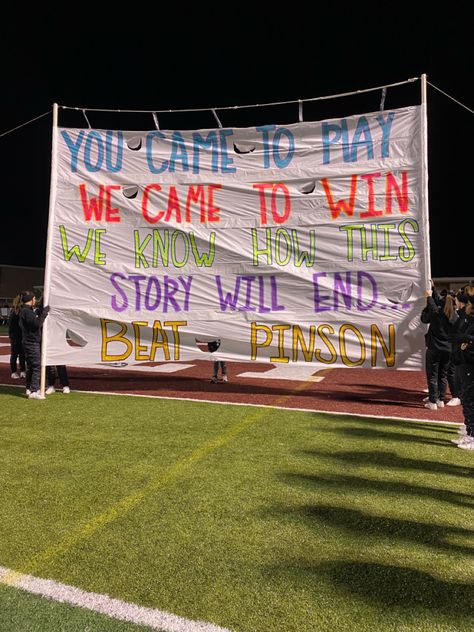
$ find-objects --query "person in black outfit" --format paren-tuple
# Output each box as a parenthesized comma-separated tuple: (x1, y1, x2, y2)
(446, 292, 468, 409)
(420, 289, 452, 410)
(8, 293, 26, 379)
(449, 293, 474, 449)
(443, 293, 462, 406)
(19, 291, 50, 400)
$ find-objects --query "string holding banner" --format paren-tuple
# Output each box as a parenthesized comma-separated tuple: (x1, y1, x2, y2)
(82, 110, 91, 129)
(212, 109, 223, 129)
(59, 77, 420, 115)
(3, 78, 473, 142)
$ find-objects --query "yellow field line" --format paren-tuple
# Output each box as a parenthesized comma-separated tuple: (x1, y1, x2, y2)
(2, 378, 313, 585)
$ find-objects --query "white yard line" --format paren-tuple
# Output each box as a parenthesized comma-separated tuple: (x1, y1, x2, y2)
(0, 566, 233, 632)
(0, 383, 461, 426)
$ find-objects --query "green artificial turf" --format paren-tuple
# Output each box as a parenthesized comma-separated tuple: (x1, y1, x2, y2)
(0, 583, 156, 632)
(0, 385, 473, 632)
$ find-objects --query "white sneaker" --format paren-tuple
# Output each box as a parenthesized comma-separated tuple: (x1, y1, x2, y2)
(62, 386, 70, 394)
(26, 389, 31, 396)
(436, 400, 445, 408)
(446, 397, 461, 407)
(424, 402, 437, 410)
(28, 391, 45, 400)
(20, 371, 26, 378)
(222, 375, 228, 383)
(451, 435, 469, 445)
(45, 386, 55, 395)
(11, 372, 20, 379)
(458, 436, 474, 450)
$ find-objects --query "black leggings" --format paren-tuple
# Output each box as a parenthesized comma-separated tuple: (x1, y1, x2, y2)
(446, 361, 461, 398)
(213, 361, 227, 377)
(46, 365, 69, 387)
(425, 348, 450, 403)
(10, 338, 25, 373)
(459, 364, 474, 436)
(23, 341, 41, 392)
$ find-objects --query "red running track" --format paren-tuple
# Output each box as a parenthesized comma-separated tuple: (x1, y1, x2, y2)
(0, 337, 463, 423)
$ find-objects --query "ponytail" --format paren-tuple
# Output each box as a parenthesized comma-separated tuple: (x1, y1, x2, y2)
(444, 295, 455, 320)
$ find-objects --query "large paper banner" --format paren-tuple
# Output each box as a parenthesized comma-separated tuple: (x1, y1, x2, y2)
(44, 106, 428, 370)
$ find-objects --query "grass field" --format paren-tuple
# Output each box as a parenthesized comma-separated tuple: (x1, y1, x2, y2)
(0, 385, 473, 632)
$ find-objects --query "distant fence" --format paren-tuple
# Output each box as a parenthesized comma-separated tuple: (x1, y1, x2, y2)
(431, 277, 473, 292)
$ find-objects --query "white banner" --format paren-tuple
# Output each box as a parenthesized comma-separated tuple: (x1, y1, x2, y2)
(44, 106, 428, 370)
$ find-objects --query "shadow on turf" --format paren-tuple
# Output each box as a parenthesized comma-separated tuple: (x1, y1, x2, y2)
(280, 560, 474, 616)
(281, 472, 474, 510)
(264, 503, 474, 557)
(2, 386, 28, 399)
(301, 450, 474, 477)
(324, 425, 451, 446)
(306, 383, 427, 408)
(311, 416, 459, 435)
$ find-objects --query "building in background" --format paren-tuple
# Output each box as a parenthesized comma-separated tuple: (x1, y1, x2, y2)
(431, 277, 473, 293)
(0, 264, 45, 306)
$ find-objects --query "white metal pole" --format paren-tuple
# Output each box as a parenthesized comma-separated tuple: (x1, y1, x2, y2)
(40, 103, 59, 396)
(420, 74, 431, 291)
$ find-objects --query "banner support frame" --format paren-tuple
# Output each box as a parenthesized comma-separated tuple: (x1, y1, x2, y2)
(40, 103, 59, 397)
(420, 73, 431, 290)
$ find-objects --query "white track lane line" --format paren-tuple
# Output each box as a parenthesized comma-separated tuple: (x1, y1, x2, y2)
(0, 566, 233, 632)
(0, 383, 462, 426)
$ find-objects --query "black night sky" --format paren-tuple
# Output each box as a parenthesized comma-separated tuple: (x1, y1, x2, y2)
(1, 6, 472, 278)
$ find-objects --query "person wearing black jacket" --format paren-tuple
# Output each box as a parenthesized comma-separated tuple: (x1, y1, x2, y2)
(8, 293, 26, 379)
(442, 293, 462, 406)
(446, 292, 469, 411)
(420, 290, 452, 410)
(449, 294, 474, 450)
(19, 291, 50, 400)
